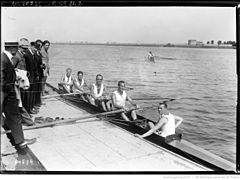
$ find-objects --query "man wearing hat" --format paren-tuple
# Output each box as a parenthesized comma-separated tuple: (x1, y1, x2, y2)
(11, 38, 35, 126)
(12, 38, 28, 70)
(1, 41, 36, 152)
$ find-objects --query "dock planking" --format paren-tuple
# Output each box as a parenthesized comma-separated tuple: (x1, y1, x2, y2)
(2, 96, 211, 171)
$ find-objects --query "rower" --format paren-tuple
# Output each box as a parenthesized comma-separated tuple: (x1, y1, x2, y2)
(148, 51, 155, 62)
(134, 102, 183, 138)
(89, 74, 111, 111)
(111, 80, 139, 121)
(72, 71, 90, 102)
(59, 68, 73, 93)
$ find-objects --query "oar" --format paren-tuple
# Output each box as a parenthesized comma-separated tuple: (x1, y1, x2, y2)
(1, 109, 125, 134)
(106, 86, 134, 90)
(132, 97, 176, 101)
(42, 92, 89, 99)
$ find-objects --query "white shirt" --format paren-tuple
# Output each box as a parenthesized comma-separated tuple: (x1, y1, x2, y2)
(3, 50, 13, 64)
(63, 75, 73, 91)
(160, 113, 176, 137)
(92, 83, 104, 98)
(28, 48, 34, 55)
(113, 90, 127, 107)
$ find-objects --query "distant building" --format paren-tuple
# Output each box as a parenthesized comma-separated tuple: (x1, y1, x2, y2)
(196, 41, 203, 46)
(188, 40, 197, 46)
(188, 40, 203, 46)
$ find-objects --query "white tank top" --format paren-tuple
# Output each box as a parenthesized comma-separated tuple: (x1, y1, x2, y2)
(160, 113, 175, 137)
(63, 75, 72, 91)
(113, 90, 127, 107)
(75, 78, 84, 87)
(92, 83, 104, 98)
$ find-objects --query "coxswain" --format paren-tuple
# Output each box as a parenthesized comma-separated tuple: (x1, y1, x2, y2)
(111, 80, 140, 121)
(89, 74, 111, 111)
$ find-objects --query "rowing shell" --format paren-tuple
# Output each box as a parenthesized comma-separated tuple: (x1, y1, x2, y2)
(44, 83, 235, 171)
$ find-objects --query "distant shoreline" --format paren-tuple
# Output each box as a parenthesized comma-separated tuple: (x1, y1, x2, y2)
(52, 42, 236, 49)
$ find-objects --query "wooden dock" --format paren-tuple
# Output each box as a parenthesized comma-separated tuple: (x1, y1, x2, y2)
(1, 94, 212, 171)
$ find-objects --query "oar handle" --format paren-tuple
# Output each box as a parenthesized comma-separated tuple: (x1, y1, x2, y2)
(42, 92, 90, 99)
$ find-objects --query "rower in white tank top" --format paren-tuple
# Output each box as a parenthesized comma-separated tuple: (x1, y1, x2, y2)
(134, 102, 183, 139)
(159, 113, 175, 137)
(63, 74, 73, 91)
(92, 83, 104, 98)
(59, 68, 73, 93)
(73, 77, 85, 92)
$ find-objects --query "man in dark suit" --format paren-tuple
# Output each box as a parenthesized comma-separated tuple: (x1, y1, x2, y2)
(34, 40, 44, 107)
(24, 42, 39, 114)
(1, 41, 36, 151)
(11, 38, 34, 126)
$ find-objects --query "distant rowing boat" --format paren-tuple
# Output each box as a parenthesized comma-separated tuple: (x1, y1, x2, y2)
(45, 82, 235, 172)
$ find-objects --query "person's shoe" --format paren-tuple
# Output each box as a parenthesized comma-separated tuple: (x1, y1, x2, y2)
(15, 138, 37, 149)
(19, 138, 37, 148)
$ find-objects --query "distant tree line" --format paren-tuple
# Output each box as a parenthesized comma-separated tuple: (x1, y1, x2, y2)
(206, 40, 236, 47)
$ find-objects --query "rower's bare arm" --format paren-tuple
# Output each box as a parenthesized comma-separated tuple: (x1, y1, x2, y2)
(126, 95, 137, 106)
(141, 117, 167, 138)
(174, 115, 183, 128)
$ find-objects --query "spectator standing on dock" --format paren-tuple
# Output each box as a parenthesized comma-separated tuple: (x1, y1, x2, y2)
(24, 42, 39, 114)
(1, 41, 36, 152)
(111, 80, 139, 121)
(135, 102, 183, 138)
(41, 40, 50, 96)
(11, 38, 34, 126)
(59, 68, 74, 93)
(89, 74, 111, 111)
(11, 38, 28, 109)
(34, 40, 45, 107)
(72, 71, 90, 102)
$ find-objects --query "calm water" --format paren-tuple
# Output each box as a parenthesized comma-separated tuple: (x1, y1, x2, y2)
(47, 44, 237, 164)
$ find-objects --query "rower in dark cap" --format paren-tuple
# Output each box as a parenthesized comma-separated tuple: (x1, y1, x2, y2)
(1, 41, 36, 152)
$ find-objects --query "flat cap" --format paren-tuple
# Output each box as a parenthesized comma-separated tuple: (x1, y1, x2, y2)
(19, 38, 30, 49)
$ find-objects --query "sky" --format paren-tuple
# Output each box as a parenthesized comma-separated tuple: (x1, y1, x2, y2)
(1, 7, 236, 44)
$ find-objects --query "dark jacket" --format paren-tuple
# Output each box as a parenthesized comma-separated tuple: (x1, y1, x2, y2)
(34, 51, 44, 78)
(12, 50, 26, 70)
(24, 49, 38, 82)
(1, 52, 17, 96)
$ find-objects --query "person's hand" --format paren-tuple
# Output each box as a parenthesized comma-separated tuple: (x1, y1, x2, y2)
(98, 96, 103, 101)
(123, 106, 129, 112)
(135, 104, 140, 109)
(134, 134, 143, 138)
